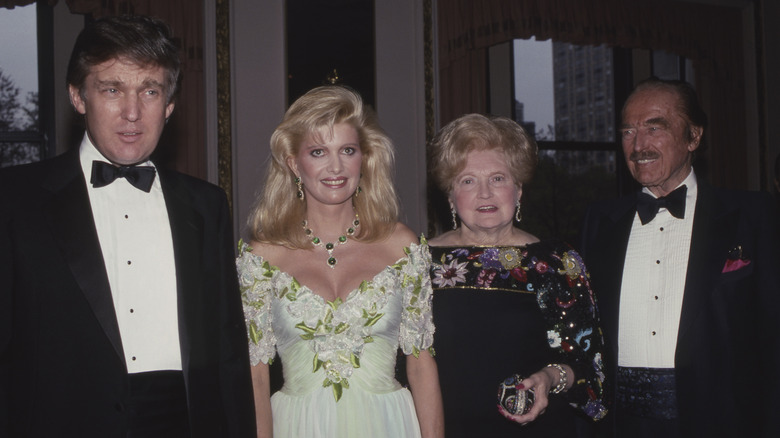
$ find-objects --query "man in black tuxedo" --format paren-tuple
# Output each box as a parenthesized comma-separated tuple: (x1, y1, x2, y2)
(0, 15, 254, 437)
(581, 78, 780, 437)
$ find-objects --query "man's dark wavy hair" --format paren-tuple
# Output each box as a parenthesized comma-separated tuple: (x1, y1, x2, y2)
(625, 77, 708, 143)
(66, 15, 181, 103)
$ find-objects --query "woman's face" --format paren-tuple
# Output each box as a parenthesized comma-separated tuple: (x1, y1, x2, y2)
(288, 122, 363, 207)
(450, 149, 521, 235)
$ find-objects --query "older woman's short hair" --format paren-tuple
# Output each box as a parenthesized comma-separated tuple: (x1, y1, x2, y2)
(249, 86, 399, 248)
(430, 114, 538, 194)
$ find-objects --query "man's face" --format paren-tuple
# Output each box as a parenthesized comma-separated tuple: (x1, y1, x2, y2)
(620, 88, 702, 197)
(69, 58, 175, 166)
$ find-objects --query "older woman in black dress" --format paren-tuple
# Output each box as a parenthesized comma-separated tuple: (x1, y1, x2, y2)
(428, 114, 607, 437)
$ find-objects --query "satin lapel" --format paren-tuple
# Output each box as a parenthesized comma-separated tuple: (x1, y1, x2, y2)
(595, 197, 637, 355)
(677, 184, 734, 343)
(159, 171, 204, 376)
(43, 152, 125, 361)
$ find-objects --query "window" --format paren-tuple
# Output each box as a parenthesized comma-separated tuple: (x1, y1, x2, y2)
(0, 3, 53, 167)
(497, 38, 689, 244)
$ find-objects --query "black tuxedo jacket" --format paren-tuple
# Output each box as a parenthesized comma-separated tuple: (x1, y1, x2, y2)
(0, 149, 255, 437)
(580, 181, 780, 437)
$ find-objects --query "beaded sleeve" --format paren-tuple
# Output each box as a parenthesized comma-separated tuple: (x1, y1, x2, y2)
(396, 240, 436, 357)
(236, 241, 278, 366)
(528, 244, 607, 420)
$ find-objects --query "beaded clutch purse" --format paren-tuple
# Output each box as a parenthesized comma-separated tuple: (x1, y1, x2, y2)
(497, 374, 535, 415)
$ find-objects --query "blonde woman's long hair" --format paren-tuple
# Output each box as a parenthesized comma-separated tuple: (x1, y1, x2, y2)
(248, 86, 400, 248)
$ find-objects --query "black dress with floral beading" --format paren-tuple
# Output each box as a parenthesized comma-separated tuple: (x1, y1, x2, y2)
(430, 240, 607, 438)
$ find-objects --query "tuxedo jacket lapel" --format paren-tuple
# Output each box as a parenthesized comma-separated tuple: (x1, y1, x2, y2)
(676, 183, 737, 345)
(43, 151, 125, 361)
(601, 199, 636, 354)
(41, 158, 208, 375)
(598, 185, 735, 354)
(583, 196, 637, 356)
(159, 170, 204, 377)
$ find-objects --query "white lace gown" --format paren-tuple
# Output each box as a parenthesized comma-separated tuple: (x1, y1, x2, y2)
(237, 242, 435, 438)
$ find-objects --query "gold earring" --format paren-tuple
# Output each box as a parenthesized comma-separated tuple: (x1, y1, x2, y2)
(295, 177, 304, 201)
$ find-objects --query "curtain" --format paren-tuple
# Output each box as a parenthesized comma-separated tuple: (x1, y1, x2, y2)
(438, 0, 748, 188)
(64, 0, 206, 180)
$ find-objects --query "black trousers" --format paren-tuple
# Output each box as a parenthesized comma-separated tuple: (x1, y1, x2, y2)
(615, 412, 680, 438)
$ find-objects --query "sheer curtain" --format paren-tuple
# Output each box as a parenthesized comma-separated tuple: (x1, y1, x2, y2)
(438, 0, 748, 188)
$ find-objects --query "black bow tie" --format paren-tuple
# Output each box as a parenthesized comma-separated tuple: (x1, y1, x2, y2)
(90, 160, 156, 193)
(636, 185, 687, 225)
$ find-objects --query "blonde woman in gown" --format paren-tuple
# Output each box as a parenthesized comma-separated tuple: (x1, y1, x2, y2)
(238, 86, 443, 438)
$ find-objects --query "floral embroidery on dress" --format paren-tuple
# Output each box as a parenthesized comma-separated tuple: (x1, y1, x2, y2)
(429, 241, 608, 420)
(236, 240, 279, 367)
(431, 258, 468, 288)
(238, 240, 435, 402)
(498, 247, 523, 269)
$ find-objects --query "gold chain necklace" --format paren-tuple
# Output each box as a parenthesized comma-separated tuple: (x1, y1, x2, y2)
(302, 214, 360, 269)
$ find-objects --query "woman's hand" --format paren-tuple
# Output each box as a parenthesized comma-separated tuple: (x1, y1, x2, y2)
(497, 364, 573, 425)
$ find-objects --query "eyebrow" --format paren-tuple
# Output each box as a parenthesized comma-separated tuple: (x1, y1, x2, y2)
(94, 78, 166, 90)
(145, 78, 166, 89)
(620, 117, 671, 130)
(94, 78, 121, 87)
(644, 117, 670, 127)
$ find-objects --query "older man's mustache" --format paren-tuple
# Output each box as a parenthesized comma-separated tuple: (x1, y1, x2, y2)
(629, 151, 660, 162)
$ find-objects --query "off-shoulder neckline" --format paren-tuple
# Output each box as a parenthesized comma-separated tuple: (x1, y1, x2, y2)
(241, 242, 424, 305)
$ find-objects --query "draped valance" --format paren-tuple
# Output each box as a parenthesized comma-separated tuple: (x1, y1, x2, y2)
(438, 0, 749, 188)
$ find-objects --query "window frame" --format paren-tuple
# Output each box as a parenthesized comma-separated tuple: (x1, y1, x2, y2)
(0, 2, 55, 166)
(514, 43, 691, 198)
(510, 44, 637, 198)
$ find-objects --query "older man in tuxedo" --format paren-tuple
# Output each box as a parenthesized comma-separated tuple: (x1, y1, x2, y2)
(0, 15, 254, 436)
(581, 78, 780, 437)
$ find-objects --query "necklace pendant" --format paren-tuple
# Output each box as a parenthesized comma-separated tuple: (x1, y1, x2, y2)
(302, 213, 360, 269)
